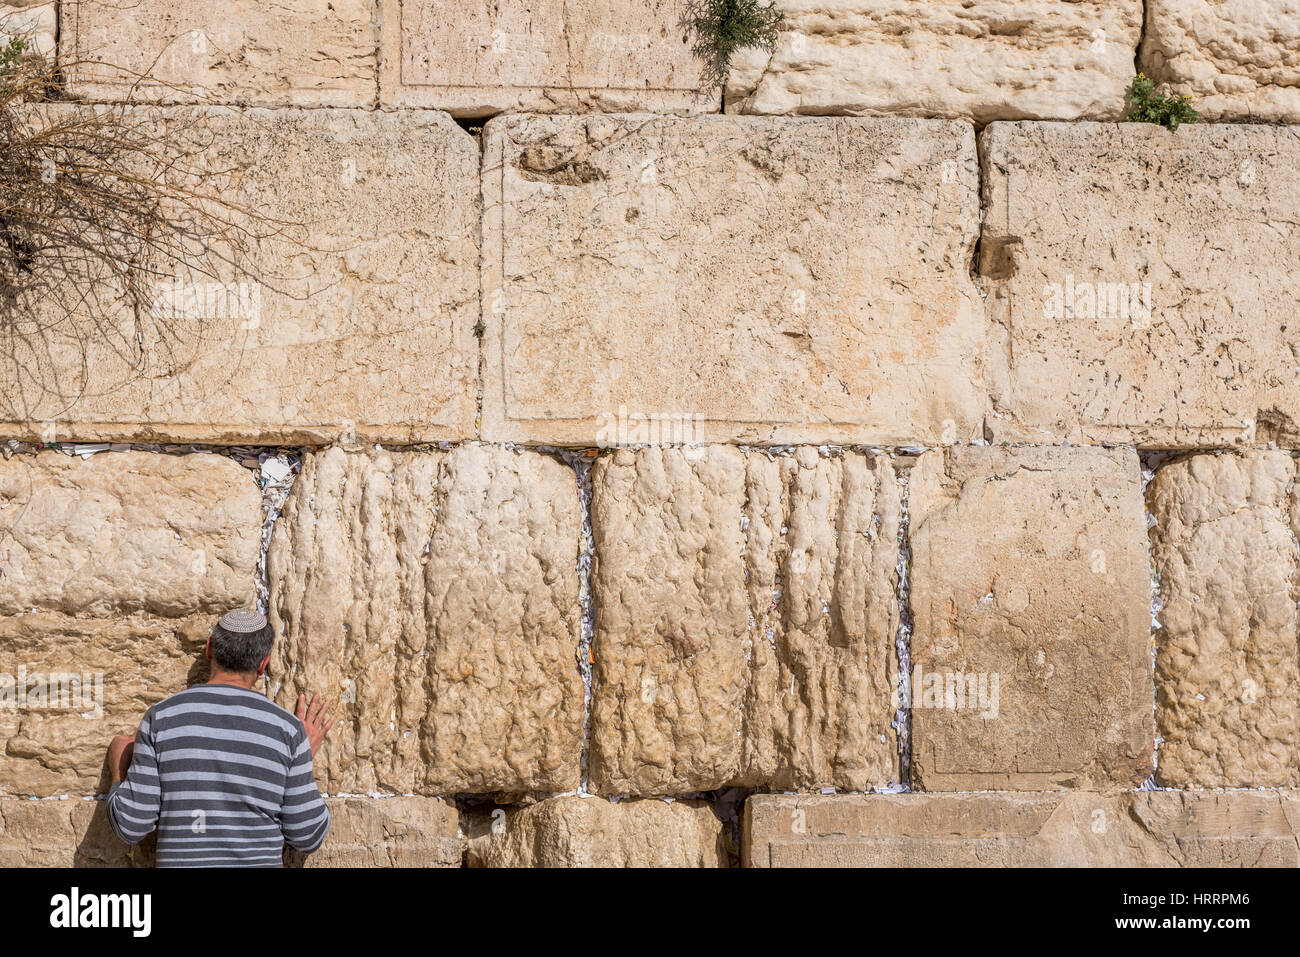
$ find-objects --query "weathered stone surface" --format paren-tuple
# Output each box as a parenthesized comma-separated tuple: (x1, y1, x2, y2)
(1, 796, 459, 866)
(1141, 1, 1300, 123)
(0, 451, 261, 796)
(482, 114, 983, 446)
(0, 614, 214, 796)
(982, 121, 1300, 447)
(589, 446, 900, 794)
(287, 798, 463, 868)
(467, 796, 724, 867)
(744, 791, 1300, 867)
(269, 445, 584, 796)
(727, 0, 1142, 123)
(0, 1, 55, 58)
(0, 451, 261, 617)
(1149, 451, 1300, 789)
(0, 798, 153, 866)
(380, 0, 713, 116)
(66, 0, 376, 106)
(908, 446, 1152, 791)
(0, 107, 478, 445)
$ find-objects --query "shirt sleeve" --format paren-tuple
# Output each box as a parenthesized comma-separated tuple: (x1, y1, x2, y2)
(105, 709, 162, 845)
(279, 727, 331, 853)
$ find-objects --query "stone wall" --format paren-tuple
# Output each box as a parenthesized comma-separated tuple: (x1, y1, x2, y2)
(2, 1, 1298, 867)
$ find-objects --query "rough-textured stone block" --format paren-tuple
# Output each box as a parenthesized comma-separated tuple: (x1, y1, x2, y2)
(66, 0, 376, 106)
(0, 614, 215, 797)
(589, 446, 900, 794)
(0, 451, 260, 616)
(380, 0, 713, 116)
(467, 796, 724, 867)
(288, 798, 463, 868)
(0, 1, 55, 58)
(727, 0, 1142, 123)
(744, 791, 1300, 867)
(0, 798, 153, 866)
(982, 121, 1300, 447)
(1141, 1, 1300, 123)
(908, 446, 1152, 791)
(1, 796, 460, 867)
(0, 107, 478, 445)
(482, 114, 983, 446)
(269, 445, 584, 796)
(1149, 451, 1300, 788)
(0, 451, 261, 796)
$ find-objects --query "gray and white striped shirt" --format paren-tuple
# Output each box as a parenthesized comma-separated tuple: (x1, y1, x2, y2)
(106, 684, 331, 867)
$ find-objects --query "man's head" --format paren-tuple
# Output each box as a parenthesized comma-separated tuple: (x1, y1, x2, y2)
(206, 608, 274, 682)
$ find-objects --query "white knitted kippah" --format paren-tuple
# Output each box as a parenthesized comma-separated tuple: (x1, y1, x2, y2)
(218, 608, 268, 634)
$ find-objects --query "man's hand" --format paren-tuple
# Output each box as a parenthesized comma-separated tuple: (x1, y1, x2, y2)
(107, 734, 134, 785)
(295, 693, 336, 757)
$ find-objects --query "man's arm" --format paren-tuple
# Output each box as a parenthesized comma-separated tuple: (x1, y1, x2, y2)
(279, 729, 331, 853)
(105, 711, 162, 844)
(279, 694, 334, 853)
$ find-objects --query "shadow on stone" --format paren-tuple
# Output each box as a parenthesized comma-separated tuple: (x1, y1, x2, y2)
(72, 800, 154, 867)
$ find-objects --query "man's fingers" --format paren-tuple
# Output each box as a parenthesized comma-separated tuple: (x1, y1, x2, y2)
(296, 692, 338, 730)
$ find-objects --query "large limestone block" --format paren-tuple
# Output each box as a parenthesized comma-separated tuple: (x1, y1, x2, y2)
(589, 446, 900, 794)
(0, 798, 153, 866)
(66, 0, 376, 106)
(288, 797, 463, 867)
(982, 121, 1300, 447)
(0, 107, 478, 445)
(727, 0, 1142, 123)
(0, 451, 261, 796)
(908, 446, 1152, 791)
(482, 114, 984, 446)
(269, 445, 584, 796)
(744, 791, 1300, 867)
(467, 796, 725, 867)
(0, 614, 213, 796)
(0, 451, 260, 616)
(0, 1, 55, 58)
(1, 796, 461, 866)
(1141, 1, 1300, 122)
(380, 0, 713, 116)
(1149, 451, 1300, 788)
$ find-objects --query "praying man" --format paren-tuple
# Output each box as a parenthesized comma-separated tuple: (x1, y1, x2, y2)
(104, 608, 335, 867)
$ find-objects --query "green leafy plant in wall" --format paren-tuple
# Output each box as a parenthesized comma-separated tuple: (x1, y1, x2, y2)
(686, 0, 785, 87)
(1126, 74, 1198, 131)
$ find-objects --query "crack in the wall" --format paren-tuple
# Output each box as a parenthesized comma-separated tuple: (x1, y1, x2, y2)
(709, 786, 751, 868)
(371, 0, 381, 110)
(1136, 448, 1188, 792)
(546, 446, 597, 796)
(891, 460, 914, 792)
(1134, 0, 1149, 79)
(1138, 450, 1165, 790)
(249, 448, 301, 615)
(464, 117, 489, 441)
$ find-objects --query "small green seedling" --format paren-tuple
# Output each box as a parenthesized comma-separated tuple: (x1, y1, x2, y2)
(1126, 73, 1198, 131)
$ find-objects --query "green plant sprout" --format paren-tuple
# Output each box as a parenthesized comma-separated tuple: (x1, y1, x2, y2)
(1126, 73, 1198, 131)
